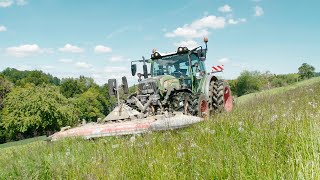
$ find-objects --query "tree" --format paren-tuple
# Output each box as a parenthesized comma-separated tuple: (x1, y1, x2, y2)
(236, 71, 265, 96)
(75, 87, 110, 122)
(60, 76, 97, 98)
(17, 70, 50, 86)
(1, 68, 61, 86)
(228, 79, 238, 97)
(0, 75, 13, 109)
(298, 63, 315, 79)
(1, 85, 79, 140)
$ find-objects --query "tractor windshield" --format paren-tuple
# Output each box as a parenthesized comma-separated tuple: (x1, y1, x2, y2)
(151, 53, 206, 77)
(151, 53, 206, 89)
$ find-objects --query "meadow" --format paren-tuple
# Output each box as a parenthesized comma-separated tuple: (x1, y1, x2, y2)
(0, 78, 319, 179)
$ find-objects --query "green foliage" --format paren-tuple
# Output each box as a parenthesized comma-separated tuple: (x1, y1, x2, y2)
(0, 78, 320, 178)
(298, 63, 315, 79)
(0, 75, 13, 143)
(1, 85, 79, 140)
(75, 87, 110, 122)
(0, 75, 13, 109)
(236, 71, 266, 96)
(271, 73, 299, 87)
(233, 71, 300, 97)
(228, 79, 237, 97)
(60, 76, 97, 98)
(1, 68, 60, 86)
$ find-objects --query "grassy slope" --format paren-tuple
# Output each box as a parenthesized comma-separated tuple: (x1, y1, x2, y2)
(237, 77, 320, 104)
(0, 77, 319, 179)
(0, 136, 46, 149)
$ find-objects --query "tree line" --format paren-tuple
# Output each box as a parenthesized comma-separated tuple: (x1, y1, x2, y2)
(229, 63, 317, 97)
(0, 68, 117, 143)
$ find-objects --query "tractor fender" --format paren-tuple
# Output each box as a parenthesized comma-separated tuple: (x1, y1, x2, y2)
(203, 74, 218, 99)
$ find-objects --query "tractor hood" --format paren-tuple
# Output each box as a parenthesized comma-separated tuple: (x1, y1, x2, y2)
(138, 75, 180, 95)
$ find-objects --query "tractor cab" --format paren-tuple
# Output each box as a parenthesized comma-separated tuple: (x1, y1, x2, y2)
(150, 43, 208, 92)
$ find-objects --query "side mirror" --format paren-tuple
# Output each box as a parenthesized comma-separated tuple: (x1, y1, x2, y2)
(143, 64, 148, 79)
(108, 79, 117, 96)
(122, 76, 129, 94)
(131, 64, 137, 76)
(199, 51, 206, 61)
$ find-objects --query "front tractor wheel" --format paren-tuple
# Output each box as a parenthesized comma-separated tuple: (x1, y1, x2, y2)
(197, 94, 210, 118)
(209, 80, 233, 113)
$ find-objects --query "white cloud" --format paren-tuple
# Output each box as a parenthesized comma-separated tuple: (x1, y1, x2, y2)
(59, 44, 84, 53)
(165, 15, 226, 38)
(110, 55, 125, 62)
(228, 18, 247, 25)
(58, 58, 73, 63)
(0, 25, 7, 32)
(254, 6, 264, 17)
(174, 40, 199, 49)
(217, 58, 231, 64)
(0, 0, 13, 7)
(6, 44, 44, 57)
(75, 62, 93, 69)
(166, 27, 209, 38)
(218, 5, 232, 13)
(0, 0, 26, 7)
(16, 0, 27, 6)
(94, 45, 112, 53)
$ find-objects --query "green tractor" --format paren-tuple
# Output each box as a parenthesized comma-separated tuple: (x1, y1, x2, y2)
(49, 37, 234, 141)
(107, 37, 233, 121)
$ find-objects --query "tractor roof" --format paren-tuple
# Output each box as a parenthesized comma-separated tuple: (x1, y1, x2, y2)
(151, 47, 190, 60)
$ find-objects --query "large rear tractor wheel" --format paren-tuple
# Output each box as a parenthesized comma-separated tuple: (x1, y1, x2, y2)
(209, 80, 233, 113)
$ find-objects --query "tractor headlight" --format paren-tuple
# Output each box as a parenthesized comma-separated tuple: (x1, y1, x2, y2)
(151, 51, 161, 59)
(177, 47, 188, 54)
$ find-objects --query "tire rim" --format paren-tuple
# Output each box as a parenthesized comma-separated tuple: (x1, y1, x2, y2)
(200, 100, 209, 117)
(224, 86, 233, 112)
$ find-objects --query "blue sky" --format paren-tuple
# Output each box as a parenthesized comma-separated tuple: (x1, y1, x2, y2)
(0, 0, 319, 85)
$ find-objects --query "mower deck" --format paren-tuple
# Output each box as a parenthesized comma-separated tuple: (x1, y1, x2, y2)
(48, 114, 203, 141)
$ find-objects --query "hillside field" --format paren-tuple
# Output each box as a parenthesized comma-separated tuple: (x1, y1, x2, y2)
(0, 77, 320, 179)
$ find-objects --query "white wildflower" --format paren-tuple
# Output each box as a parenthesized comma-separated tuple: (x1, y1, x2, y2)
(177, 152, 184, 158)
(204, 127, 215, 135)
(130, 136, 136, 143)
(238, 126, 244, 132)
(308, 102, 317, 108)
(190, 142, 197, 148)
(112, 144, 119, 149)
(271, 114, 278, 122)
(66, 148, 70, 156)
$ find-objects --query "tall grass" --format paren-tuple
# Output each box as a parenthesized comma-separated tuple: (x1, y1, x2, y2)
(0, 80, 319, 179)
